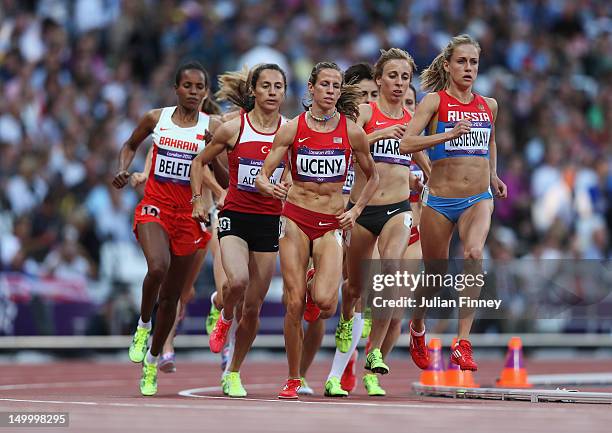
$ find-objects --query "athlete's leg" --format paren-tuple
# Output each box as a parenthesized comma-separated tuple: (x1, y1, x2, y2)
(229, 250, 277, 372)
(300, 318, 325, 377)
(410, 206, 454, 332)
(368, 213, 411, 352)
(343, 224, 377, 320)
(149, 252, 197, 357)
(136, 223, 171, 322)
(311, 230, 344, 319)
(456, 199, 493, 339)
(218, 236, 250, 321)
(279, 219, 311, 379)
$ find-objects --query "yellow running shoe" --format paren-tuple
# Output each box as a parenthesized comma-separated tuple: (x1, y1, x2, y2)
(225, 372, 247, 398)
(335, 315, 353, 353)
(129, 326, 150, 363)
(363, 373, 386, 396)
(324, 377, 348, 397)
(206, 304, 221, 335)
(140, 360, 158, 396)
(365, 348, 389, 375)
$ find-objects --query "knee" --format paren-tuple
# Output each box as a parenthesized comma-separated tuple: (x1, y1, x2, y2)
(147, 258, 170, 283)
(227, 276, 249, 295)
(345, 282, 362, 300)
(284, 292, 305, 320)
(314, 292, 337, 319)
(464, 246, 483, 260)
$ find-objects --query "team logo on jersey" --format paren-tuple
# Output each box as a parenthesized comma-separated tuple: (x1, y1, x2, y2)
(333, 137, 343, 144)
(196, 133, 205, 140)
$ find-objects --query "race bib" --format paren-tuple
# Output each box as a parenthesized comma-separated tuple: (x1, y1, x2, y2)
(296, 148, 346, 183)
(444, 121, 490, 155)
(237, 158, 284, 192)
(371, 138, 411, 165)
(154, 148, 195, 185)
(342, 164, 355, 194)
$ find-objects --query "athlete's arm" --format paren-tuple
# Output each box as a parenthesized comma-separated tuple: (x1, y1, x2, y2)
(113, 109, 160, 189)
(412, 151, 432, 180)
(399, 93, 470, 154)
(486, 97, 507, 199)
(129, 146, 153, 188)
(337, 121, 379, 230)
(256, 118, 296, 199)
(207, 116, 230, 189)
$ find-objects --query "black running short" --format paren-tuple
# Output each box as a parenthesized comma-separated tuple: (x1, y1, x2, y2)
(217, 209, 280, 252)
(347, 200, 412, 236)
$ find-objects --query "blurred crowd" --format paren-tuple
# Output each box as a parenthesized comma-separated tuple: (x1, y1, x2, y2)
(0, 0, 610, 331)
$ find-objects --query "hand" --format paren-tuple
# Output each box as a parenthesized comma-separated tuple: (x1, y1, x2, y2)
(192, 197, 209, 222)
(409, 172, 424, 195)
(204, 129, 213, 144)
(336, 207, 358, 231)
(378, 124, 407, 140)
(448, 119, 471, 139)
(272, 181, 291, 201)
(112, 170, 130, 189)
(216, 189, 227, 210)
(129, 172, 147, 188)
(491, 174, 507, 199)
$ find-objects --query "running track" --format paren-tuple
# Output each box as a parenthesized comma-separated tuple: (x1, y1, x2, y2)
(0, 359, 611, 432)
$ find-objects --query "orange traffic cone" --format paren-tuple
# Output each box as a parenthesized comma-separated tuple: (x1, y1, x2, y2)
(496, 336, 532, 388)
(419, 338, 445, 386)
(446, 338, 479, 387)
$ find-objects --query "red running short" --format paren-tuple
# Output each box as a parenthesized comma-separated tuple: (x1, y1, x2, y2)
(282, 201, 340, 241)
(133, 199, 211, 256)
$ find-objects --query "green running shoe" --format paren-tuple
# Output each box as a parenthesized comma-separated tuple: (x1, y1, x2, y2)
(225, 372, 247, 398)
(129, 326, 150, 363)
(361, 308, 372, 338)
(335, 315, 354, 353)
(363, 373, 386, 396)
(324, 377, 348, 397)
(221, 374, 228, 395)
(206, 304, 221, 335)
(140, 360, 158, 396)
(365, 348, 389, 375)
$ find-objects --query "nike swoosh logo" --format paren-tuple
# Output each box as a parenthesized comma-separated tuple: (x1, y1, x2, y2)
(375, 121, 387, 126)
(386, 209, 400, 215)
(318, 222, 332, 226)
(194, 237, 203, 244)
(298, 137, 310, 143)
(468, 197, 478, 204)
(160, 127, 170, 131)
(448, 104, 460, 107)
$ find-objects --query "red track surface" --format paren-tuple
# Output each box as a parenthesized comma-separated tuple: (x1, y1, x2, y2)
(0, 358, 611, 432)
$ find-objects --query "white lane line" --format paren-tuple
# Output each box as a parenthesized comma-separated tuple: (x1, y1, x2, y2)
(0, 376, 211, 391)
(177, 386, 578, 412)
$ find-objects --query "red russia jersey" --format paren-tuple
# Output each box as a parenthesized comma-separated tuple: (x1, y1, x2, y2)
(364, 102, 412, 166)
(290, 112, 351, 184)
(223, 112, 288, 215)
(428, 90, 493, 161)
(145, 107, 209, 210)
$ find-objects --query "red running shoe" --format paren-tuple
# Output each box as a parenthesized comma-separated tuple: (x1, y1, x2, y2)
(451, 339, 478, 371)
(209, 316, 231, 353)
(278, 379, 302, 399)
(340, 349, 358, 392)
(409, 321, 430, 370)
(304, 268, 320, 323)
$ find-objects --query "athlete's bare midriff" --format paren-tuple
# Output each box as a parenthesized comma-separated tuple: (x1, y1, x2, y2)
(350, 161, 410, 205)
(427, 157, 490, 198)
(287, 180, 345, 215)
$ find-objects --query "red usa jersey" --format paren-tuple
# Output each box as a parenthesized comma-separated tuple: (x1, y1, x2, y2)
(145, 107, 209, 210)
(290, 112, 351, 184)
(224, 112, 288, 215)
(364, 102, 412, 166)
